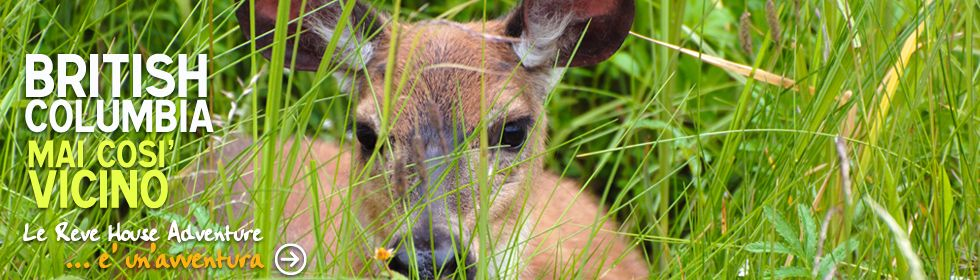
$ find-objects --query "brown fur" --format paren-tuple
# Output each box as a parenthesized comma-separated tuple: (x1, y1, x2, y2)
(206, 0, 647, 277)
(350, 20, 554, 258)
(186, 136, 648, 278)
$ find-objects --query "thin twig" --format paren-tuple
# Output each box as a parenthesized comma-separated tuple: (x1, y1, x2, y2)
(814, 206, 840, 276)
(835, 136, 853, 205)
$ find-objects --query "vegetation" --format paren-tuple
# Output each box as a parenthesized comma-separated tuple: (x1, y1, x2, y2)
(0, 0, 976, 278)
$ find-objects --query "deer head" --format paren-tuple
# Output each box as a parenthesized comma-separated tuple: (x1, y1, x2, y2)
(237, 0, 633, 278)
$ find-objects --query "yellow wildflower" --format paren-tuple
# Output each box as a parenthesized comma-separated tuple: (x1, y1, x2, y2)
(374, 247, 394, 262)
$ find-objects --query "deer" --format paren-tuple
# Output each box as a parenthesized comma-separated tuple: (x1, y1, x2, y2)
(185, 0, 647, 279)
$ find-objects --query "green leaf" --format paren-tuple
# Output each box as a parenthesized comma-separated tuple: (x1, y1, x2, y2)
(817, 238, 859, 278)
(192, 203, 211, 226)
(798, 204, 818, 259)
(745, 242, 795, 255)
(772, 267, 810, 278)
(764, 206, 802, 254)
(610, 52, 642, 79)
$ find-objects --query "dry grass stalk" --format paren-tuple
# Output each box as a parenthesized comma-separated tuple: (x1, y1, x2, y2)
(630, 31, 814, 94)
(859, 20, 928, 164)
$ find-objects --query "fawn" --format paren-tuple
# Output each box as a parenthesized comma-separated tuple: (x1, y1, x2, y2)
(189, 0, 647, 278)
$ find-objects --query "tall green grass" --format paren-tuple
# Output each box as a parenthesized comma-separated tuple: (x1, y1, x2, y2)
(0, 0, 977, 278)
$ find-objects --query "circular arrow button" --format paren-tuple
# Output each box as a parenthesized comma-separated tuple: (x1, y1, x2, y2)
(274, 243, 307, 276)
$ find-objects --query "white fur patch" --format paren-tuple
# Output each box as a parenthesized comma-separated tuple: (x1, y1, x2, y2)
(488, 223, 531, 279)
(332, 72, 355, 93)
(308, 19, 374, 69)
(513, 13, 572, 68)
(544, 67, 565, 91)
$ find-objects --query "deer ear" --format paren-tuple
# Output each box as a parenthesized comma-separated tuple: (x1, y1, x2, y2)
(504, 0, 634, 68)
(237, 0, 387, 71)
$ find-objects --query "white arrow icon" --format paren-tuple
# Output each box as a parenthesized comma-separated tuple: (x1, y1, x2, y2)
(274, 243, 307, 276)
(282, 251, 300, 267)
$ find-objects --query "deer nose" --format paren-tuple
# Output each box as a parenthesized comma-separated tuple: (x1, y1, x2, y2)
(388, 230, 474, 279)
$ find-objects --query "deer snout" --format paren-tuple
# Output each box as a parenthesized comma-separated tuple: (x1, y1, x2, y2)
(389, 227, 475, 280)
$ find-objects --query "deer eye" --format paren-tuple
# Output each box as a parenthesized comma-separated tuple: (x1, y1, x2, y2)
(354, 122, 378, 153)
(497, 118, 531, 150)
